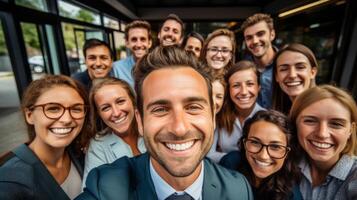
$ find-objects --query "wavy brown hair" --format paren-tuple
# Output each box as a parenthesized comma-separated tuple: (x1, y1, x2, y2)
(86, 77, 139, 148)
(272, 43, 318, 114)
(21, 75, 91, 155)
(217, 60, 260, 134)
(238, 110, 300, 200)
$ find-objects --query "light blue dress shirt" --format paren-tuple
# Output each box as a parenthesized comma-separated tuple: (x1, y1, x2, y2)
(150, 159, 204, 200)
(82, 130, 146, 188)
(299, 154, 357, 200)
(207, 103, 265, 163)
(112, 55, 135, 89)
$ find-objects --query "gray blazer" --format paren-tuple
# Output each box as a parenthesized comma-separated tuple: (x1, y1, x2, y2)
(77, 153, 253, 200)
(0, 144, 83, 200)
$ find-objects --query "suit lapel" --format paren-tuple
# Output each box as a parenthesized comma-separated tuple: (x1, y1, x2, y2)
(134, 153, 158, 200)
(13, 144, 70, 200)
(202, 159, 221, 200)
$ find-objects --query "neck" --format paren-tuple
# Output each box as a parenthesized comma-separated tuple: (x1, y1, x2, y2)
(254, 47, 275, 69)
(236, 104, 255, 124)
(119, 128, 140, 156)
(309, 157, 338, 187)
(151, 157, 202, 191)
(29, 138, 66, 167)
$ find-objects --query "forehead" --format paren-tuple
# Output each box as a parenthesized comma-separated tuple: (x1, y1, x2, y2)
(249, 121, 287, 143)
(186, 37, 202, 47)
(277, 51, 310, 65)
(212, 81, 224, 93)
(95, 84, 128, 99)
(128, 27, 149, 38)
(141, 67, 209, 104)
(162, 19, 182, 30)
(37, 86, 83, 104)
(298, 98, 351, 120)
(229, 69, 257, 82)
(244, 21, 270, 36)
(86, 45, 111, 56)
(208, 35, 232, 48)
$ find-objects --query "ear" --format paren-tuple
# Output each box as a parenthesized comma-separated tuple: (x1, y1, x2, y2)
(179, 36, 184, 45)
(270, 29, 276, 41)
(158, 32, 161, 40)
(125, 39, 129, 48)
(135, 109, 144, 136)
(311, 67, 318, 79)
(148, 39, 153, 48)
(25, 108, 35, 125)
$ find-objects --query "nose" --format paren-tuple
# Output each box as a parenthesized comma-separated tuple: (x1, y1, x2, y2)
(58, 109, 73, 124)
(289, 67, 297, 78)
(95, 58, 102, 66)
(316, 121, 330, 139)
(169, 109, 189, 137)
(241, 84, 248, 95)
(257, 146, 270, 159)
(252, 35, 259, 44)
(112, 106, 121, 117)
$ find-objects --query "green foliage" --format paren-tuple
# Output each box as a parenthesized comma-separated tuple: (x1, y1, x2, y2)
(15, 0, 46, 11)
(21, 23, 40, 50)
(0, 24, 7, 56)
(76, 10, 95, 24)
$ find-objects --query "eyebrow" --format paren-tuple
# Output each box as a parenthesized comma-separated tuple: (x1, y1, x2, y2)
(145, 96, 209, 110)
(249, 136, 285, 145)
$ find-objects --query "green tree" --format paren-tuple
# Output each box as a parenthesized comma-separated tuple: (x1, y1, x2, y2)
(76, 10, 95, 24)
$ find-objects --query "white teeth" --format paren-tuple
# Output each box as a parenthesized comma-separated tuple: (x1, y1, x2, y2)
(114, 115, 127, 124)
(254, 159, 271, 167)
(166, 141, 194, 151)
(51, 128, 72, 135)
(95, 68, 104, 72)
(311, 141, 333, 149)
(285, 81, 301, 86)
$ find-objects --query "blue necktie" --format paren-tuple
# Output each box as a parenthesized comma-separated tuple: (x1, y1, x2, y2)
(165, 193, 194, 200)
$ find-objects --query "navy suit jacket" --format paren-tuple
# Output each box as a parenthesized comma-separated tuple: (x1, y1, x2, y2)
(0, 144, 83, 200)
(76, 153, 253, 200)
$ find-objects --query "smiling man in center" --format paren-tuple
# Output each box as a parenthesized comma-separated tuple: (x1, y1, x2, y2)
(76, 46, 253, 200)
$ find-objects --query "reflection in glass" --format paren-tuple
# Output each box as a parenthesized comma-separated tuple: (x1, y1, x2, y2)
(104, 16, 119, 30)
(114, 31, 126, 60)
(21, 22, 47, 80)
(15, 0, 48, 12)
(58, 0, 101, 25)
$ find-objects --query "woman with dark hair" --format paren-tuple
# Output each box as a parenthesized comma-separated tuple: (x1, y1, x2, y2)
(82, 77, 146, 186)
(207, 60, 265, 163)
(200, 28, 236, 76)
(0, 75, 91, 199)
(272, 43, 318, 114)
(290, 85, 357, 200)
(221, 110, 302, 200)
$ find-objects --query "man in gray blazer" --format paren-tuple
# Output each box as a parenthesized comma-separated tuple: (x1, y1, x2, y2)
(77, 46, 253, 200)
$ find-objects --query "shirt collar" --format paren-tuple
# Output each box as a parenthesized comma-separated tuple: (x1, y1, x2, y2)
(299, 155, 356, 182)
(235, 103, 265, 128)
(150, 159, 204, 200)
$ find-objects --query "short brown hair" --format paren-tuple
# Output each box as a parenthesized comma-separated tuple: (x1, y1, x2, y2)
(134, 46, 213, 116)
(160, 13, 185, 38)
(21, 75, 91, 152)
(124, 20, 152, 41)
(241, 13, 274, 31)
(290, 85, 357, 156)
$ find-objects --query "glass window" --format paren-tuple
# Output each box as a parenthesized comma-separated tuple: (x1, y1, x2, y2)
(104, 16, 119, 30)
(15, 0, 48, 12)
(120, 21, 126, 32)
(275, 2, 346, 84)
(0, 19, 25, 155)
(61, 22, 105, 75)
(114, 31, 126, 60)
(21, 22, 48, 80)
(58, 0, 101, 25)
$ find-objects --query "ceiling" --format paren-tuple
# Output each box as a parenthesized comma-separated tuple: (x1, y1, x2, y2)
(98, 0, 312, 21)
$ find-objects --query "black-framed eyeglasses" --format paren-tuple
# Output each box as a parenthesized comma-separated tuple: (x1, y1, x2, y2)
(244, 139, 290, 159)
(207, 48, 232, 56)
(30, 103, 87, 120)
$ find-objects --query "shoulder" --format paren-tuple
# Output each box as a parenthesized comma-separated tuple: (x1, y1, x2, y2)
(113, 57, 132, 68)
(0, 151, 36, 198)
(81, 154, 149, 198)
(219, 150, 241, 170)
(204, 158, 253, 199)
